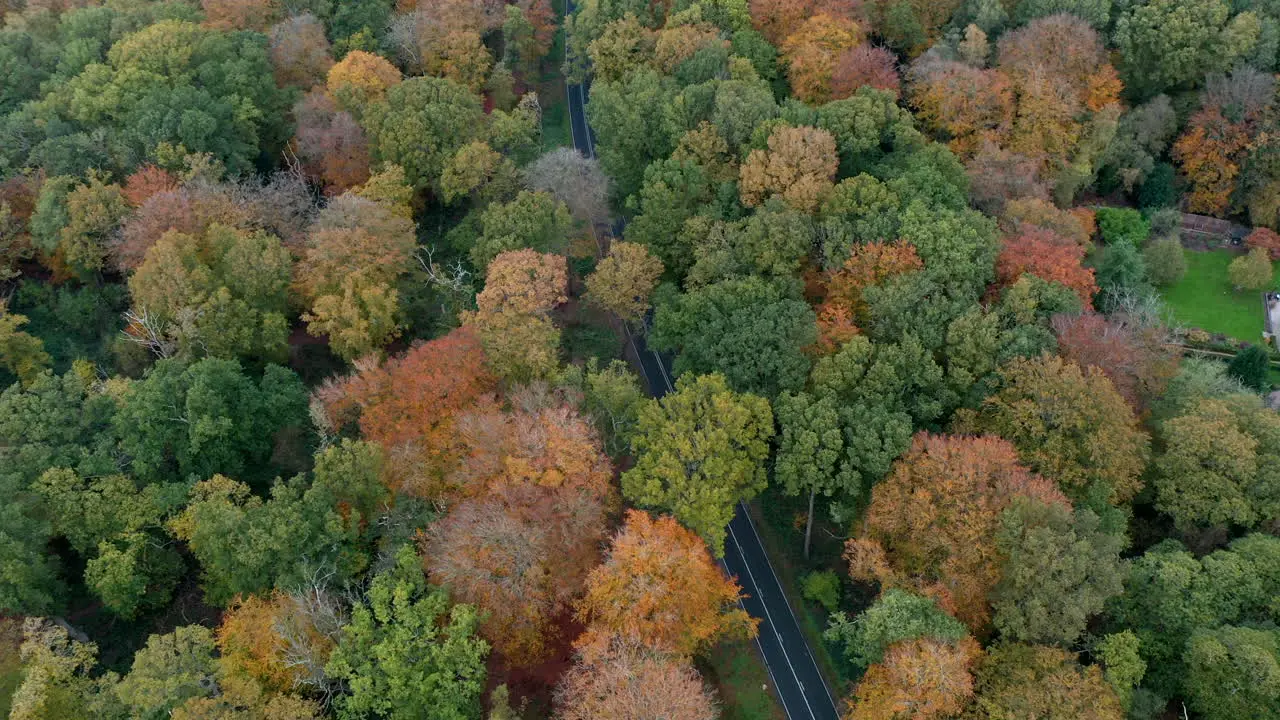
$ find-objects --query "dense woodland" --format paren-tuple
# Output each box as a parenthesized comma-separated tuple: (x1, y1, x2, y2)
(0, 0, 1279, 719)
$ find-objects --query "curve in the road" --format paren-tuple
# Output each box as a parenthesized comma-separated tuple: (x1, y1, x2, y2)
(560, 37, 840, 716)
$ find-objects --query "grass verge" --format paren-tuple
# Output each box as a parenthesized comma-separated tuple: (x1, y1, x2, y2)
(0, 618, 24, 716)
(1162, 249, 1273, 343)
(700, 640, 787, 720)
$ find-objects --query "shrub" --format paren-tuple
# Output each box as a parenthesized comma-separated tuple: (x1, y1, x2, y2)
(1096, 207, 1151, 246)
(1227, 344, 1271, 392)
(802, 570, 842, 613)
(1137, 162, 1177, 209)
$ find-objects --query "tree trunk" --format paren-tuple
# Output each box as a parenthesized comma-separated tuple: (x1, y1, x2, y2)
(804, 489, 815, 560)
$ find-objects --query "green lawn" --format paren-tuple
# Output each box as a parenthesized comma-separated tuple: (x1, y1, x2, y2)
(701, 640, 787, 720)
(1161, 249, 1273, 344)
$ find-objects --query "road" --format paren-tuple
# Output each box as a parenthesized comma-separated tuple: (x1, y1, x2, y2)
(561, 27, 841, 720)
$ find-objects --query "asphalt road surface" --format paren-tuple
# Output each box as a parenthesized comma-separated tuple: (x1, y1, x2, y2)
(562, 30, 841, 720)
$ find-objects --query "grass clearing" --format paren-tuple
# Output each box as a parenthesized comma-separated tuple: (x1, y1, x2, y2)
(700, 640, 787, 720)
(1161, 249, 1273, 344)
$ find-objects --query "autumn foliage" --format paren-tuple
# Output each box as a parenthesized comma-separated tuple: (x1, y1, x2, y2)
(996, 227, 1099, 309)
(740, 126, 839, 213)
(327, 51, 402, 111)
(575, 511, 758, 659)
(317, 327, 495, 496)
(556, 640, 719, 720)
(847, 433, 1069, 629)
(847, 637, 980, 720)
(1245, 227, 1280, 261)
(1052, 313, 1180, 412)
(831, 45, 901, 100)
(780, 15, 865, 104)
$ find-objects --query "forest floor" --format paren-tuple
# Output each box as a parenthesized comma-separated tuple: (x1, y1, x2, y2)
(1162, 248, 1271, 344)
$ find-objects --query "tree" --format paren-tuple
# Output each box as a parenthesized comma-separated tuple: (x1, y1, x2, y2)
(1000, 198, 1093, 249)
(824, 589, 968, 672)
(326, 546, 489, 720)
(959, 354, 1150, 505)
(441, 141, 516, 204)
(651, 277, 816, 398)
(586, 241, 664, 322)
(1154, 397, 1280, 531)
(128, 224, 293, 362)
(749, 0, 863, 45)
(622, 374, 773, 554)
(1013, 0, 1110, 28)
(1051, 312, 1180, 411)
(462, 249, 568, 383)
(740, 125, 839, 213)
(472, 249, 568, 317)
(268, 13, 333, 89)
(9, 619, 123, 719)
(1183, 625, 1280, 720)
(522, 148, 612, 227)
(780, 14, 865, 103)
(54, 173, 129, 278)
(831, 45, 901, 99)
(907, 60, 1013, 157)
(965, 643, 1124, 720)
(847, 433, 1069, 629)
(169, 473, 367, 606)
(470, 190, 573, 269)
(293, 90, 372, 195)
(116, 625, 220, 719)
(848, 637, 980, 720)
(362, 76, 484, 192)
(0, 301, 50, 385)
(201, 0, 283, 31)
(1095, 208, 1150, 247)
(115, 359, 308, 485)
(556, 640, 718, 720)
(1143, 236, 1187, 286)
(1247, 227, 1280, 261)
(326, 49, 401, 113)
(48, 20, 290, 175)
(1113, 0, 1234, 98)
(996, 227, 1098, 308)
(1228, 344, 1272, 392)
(1095, 631, 1146, 712)
(575, 510, 757, 657)
(315, 327, 495, 498)
(424, 403, 613, 665)
(1229, 247, 1273, 291)
(990, 499, 1126, 646)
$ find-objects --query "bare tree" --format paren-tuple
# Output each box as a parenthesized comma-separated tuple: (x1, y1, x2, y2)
(522, 148, 612, 228)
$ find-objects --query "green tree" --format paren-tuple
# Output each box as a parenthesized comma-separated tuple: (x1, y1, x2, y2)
(1014, 0, 1111, 28)
(114, 358, 308, 484)
(169, 473, 367, 606)
(991, 499, 1127, 646)
(128, 224, 293, 362)
(48, 20, 289, 175)
(1095, 208, 1150, 246)
(1095, 631, 1146, 711)
(1113, 0, 1235, 98)
(651, 276, 816, 398)
(1154, 397, 1280, 530)
(84, 531, 183, 620)
(362, 76, 485, 192)
(1143, 236, 1187, 286)
(1228, 344, 1273, 392)
(116, 625, 219, 720)
(586, 68, 677, 201)
(967, 643, 1124, 719)
(469, 190, 573, 269)
(824, 589, 968, 672)
(326, 545, 489, 720)
(621, 373, 774, 555)
(0, 301, 50, 386)
(1183, 625, 1280, 720)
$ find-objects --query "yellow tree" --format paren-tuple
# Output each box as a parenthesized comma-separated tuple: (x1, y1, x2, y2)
(848, 637, 980, 720)
(740, 126, 839, 213)
(585, 241, 664, 322)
